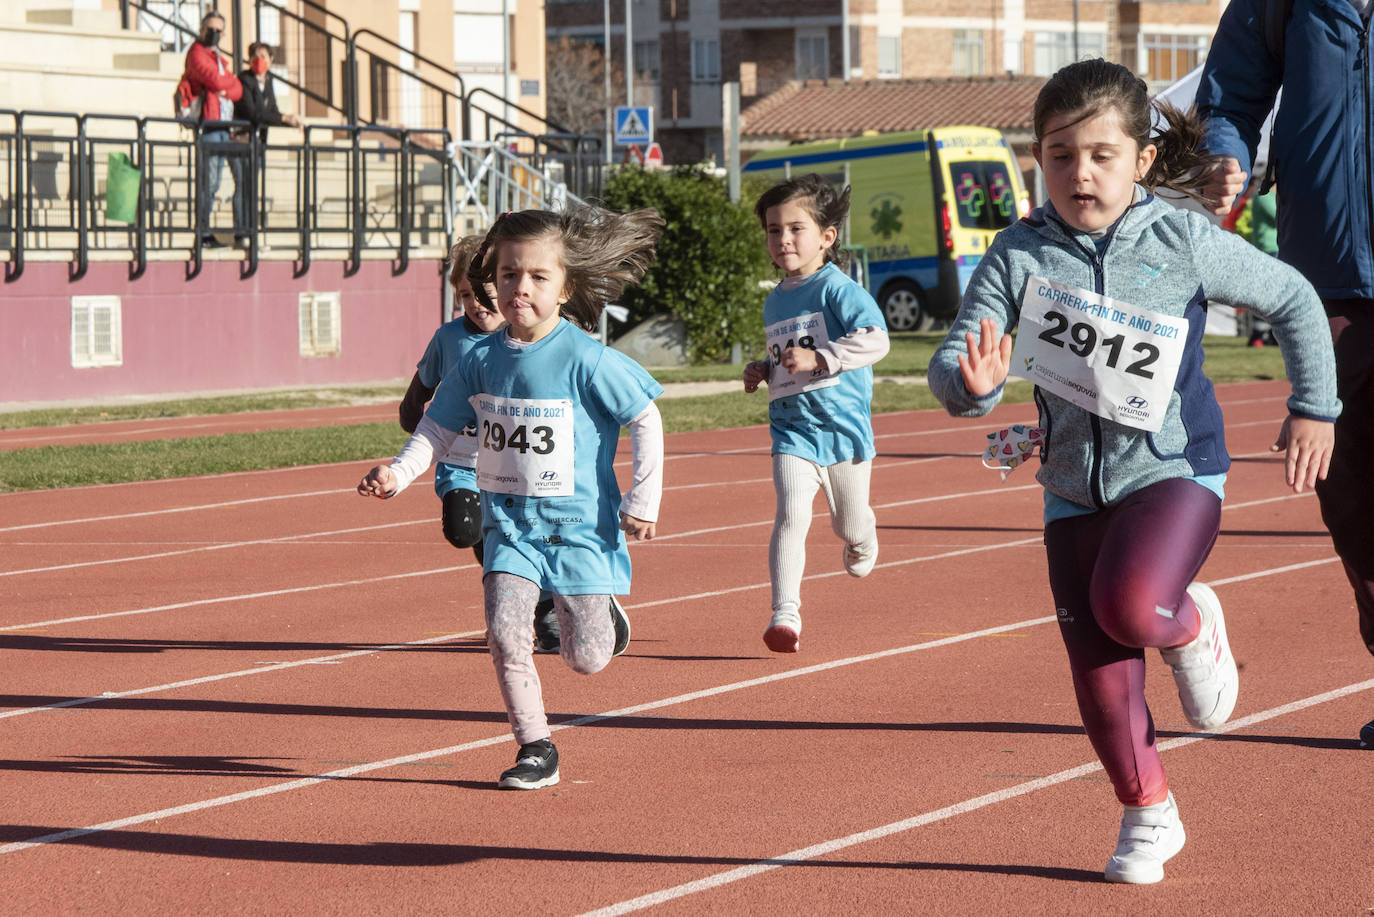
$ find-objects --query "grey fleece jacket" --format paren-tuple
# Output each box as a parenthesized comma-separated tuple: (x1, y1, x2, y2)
(928, 193, 1340, 510)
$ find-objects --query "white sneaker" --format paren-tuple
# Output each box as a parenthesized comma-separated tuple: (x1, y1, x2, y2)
(1160, 582, 1238, 730)
(1104, 792, 1186, 884)
(764, 603, 801, 653)
(842, 539, 878, 578)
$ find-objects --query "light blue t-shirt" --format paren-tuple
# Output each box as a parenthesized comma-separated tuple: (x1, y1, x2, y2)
(763, 263, 886, 465)
(416, 316, 495, 473)
(426, 319, 663, 595)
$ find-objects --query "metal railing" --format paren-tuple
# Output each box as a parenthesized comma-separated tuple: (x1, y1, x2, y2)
(0, 109, 453, 282)
(117, 0, 606, 199)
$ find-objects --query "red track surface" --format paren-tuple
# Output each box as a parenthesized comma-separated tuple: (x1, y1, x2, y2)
(3, 380, 1372, 914)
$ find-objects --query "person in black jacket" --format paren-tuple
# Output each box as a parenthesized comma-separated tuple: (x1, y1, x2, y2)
(230, 42, 301, 247)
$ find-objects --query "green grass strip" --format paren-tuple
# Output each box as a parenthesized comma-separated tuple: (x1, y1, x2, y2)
(0, 336, 1290, 494)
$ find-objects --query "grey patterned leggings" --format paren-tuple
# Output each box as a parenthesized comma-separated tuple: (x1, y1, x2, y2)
(484, 572, 615, 744)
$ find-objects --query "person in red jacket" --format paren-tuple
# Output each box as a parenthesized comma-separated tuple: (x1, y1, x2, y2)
(181, 11, 243, 248)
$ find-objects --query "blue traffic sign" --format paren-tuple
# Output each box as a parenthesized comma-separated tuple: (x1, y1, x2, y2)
(614, 106, 653, 146)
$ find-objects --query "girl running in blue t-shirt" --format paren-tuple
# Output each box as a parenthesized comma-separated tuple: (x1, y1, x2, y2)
(742, 175, 891, 653)
(358, 206, 666, 790)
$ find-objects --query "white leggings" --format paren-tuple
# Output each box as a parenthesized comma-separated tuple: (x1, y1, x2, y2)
(769, 453, 876, 609)
(484, 572, 614, 744)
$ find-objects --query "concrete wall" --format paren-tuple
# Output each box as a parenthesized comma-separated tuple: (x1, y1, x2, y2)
(1, 257, 446, 407)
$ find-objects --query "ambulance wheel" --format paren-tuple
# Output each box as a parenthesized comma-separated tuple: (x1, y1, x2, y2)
(879, 280, 934, 332)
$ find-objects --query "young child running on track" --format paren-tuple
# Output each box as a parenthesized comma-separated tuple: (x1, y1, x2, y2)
(396, 235, 573, 655)
(742, 174, 890, 653)
(928, 59, 1339, 884)
(359, 206, 665, 790)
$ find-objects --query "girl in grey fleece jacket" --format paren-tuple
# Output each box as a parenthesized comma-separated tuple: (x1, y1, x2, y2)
(929, 60, 1339, 885)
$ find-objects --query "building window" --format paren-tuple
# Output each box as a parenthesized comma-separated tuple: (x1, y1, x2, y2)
(71, 295, 122, 368)
(299, 291, 341, 357)
(1033, 31, 1107, 76)
(1143, 33, 1208, 82)
(877, 35, 901, 77)
(634, 40, 660, 81)
(796, 30, 828, 80)
(691, 38, 720, 82)
(953, 29, 983, 77)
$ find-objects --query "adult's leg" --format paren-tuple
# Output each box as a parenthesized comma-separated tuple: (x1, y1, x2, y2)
(483, 572, 547, 744)
(1314, 303, 1374, 657)
(1046, 478, 1220, 806)
(197, 129, 229, 237)
(228, 148, 248, 238)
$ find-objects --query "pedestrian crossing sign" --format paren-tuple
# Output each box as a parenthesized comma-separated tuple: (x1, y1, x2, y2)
(614, 106, 653, 146)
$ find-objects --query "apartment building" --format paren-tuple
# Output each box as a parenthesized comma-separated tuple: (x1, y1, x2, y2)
(546, 0, 1225, 161)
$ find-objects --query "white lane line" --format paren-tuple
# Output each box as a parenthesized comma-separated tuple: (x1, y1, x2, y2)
(0, 564, 472, 633)
(0, 519, 435, 578)
(629, 538, 1044, 609)
(0, 489, 360, 533)
(578, 677, 1374, 917)
(0, 486, 1312, 633)
(0, 615, 1055, 856)
(0, 629, 484, 720)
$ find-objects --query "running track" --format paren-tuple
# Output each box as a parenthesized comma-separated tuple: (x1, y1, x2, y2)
(2, 380, 1371, 914)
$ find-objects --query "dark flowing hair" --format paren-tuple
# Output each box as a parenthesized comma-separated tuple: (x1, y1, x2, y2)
(1033, 58, 1214, 203)
(467, 206, 664, 332)
(753, 173, 851, 270)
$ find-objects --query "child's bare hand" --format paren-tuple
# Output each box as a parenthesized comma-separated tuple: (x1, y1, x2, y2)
(358, 464, 398, 498)
(619, 512, 656, 541)
(779, 346, 820, 375)
(742, 360, 769, 393)
(957, 318, 1013, 397)
(1271, 415, 1334, 493)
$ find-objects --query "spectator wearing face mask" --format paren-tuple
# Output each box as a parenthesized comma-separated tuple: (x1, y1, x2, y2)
(180, 11, 243, 248)
(230, 42, 301, 248)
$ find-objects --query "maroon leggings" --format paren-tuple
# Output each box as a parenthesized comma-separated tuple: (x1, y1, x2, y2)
(1044, 477, 1222, 806)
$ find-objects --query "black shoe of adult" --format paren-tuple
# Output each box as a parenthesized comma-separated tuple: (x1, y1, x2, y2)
(498, 739, 559, 789)
(1361, 719, 1374, 749)
(610, 595, 631, 656)
(200, 235, 223, 248)
(532, 597, 560, 654)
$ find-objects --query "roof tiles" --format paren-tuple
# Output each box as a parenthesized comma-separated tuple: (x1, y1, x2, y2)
(741, 76, 1048, 141)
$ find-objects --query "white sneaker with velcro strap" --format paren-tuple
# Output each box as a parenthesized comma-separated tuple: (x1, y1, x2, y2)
(1160, 582, 1238, 731)
(1104, 792, 1186, 884)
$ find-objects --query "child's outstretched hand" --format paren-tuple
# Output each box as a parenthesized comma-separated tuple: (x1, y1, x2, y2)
(1271, 415, 1335, 493)
(357, 464, 398, 498)
(620, 512, 656, 541)
(958, 317, 1013, 397)
(742, 360, 770, 393)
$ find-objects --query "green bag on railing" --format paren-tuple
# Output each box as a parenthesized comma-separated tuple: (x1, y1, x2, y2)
(105, 151, 142, 224)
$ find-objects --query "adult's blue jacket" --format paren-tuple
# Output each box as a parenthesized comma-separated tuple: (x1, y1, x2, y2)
(1195, 0, 1374, 300)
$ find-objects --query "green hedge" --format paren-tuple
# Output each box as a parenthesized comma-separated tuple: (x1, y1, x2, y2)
(601, 165, 774, 364)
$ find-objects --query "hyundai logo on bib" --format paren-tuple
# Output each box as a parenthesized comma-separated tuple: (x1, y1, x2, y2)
(1127, 396, 1148, 409)
(540, 471, 558, 481)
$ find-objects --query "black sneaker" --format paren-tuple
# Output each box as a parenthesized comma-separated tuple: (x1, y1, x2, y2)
(1361, 718, 1374, 749)
(498, 739, 559, 789)
(200, 235, 223, 249)
(611, 595, 631, 656)
(533, 597, 560, 654)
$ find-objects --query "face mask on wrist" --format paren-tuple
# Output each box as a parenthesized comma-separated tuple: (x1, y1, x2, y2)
(251, 57, 269, 75)
(202, 27, 221, 46)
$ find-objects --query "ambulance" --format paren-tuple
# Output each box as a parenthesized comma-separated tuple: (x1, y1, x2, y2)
(742, 126, 1030, 330)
